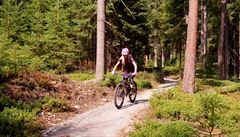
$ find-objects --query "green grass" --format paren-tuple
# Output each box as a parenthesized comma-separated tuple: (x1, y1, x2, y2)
(65, 71, 95, 82)
(129, 120, 197, 137)
(196, 78, 240, 94)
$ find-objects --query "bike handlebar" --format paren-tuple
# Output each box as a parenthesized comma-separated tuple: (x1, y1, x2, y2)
(113, 73, 134, 79)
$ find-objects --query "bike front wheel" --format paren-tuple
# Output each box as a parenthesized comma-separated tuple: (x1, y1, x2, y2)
(114, 83, 125, 109)
(129, 81, 137, 103)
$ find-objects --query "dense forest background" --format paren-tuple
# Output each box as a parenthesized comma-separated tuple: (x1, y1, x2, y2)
(1, 0, 240, 136)
(0, 0, 239, 80)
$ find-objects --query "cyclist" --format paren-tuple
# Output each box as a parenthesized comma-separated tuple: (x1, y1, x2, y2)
(111, 48, 137, 77)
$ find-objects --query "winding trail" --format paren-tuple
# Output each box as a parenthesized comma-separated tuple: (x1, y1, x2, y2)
(43, 78, 178, 137)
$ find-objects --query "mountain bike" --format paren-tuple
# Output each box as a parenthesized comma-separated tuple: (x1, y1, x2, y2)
(114, 73, 137, 109)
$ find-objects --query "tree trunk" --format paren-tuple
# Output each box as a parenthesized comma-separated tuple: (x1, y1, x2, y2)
(179, 44, 183, 80)
(234, 22, 239, 78)
(217, 0, 227, 80)
(200, 0, 208, 71)
(224, 11, 229, 79)
(154, 44, 157, 67)
(146, 54, 149, 67)
(161, 46, 165, 67)
(182, 0, 199, 94)
(96, 0, 105, 80)
(239, 13, 240, 78)
(170, 45, 173, 60)
(154, 30, 160, 68)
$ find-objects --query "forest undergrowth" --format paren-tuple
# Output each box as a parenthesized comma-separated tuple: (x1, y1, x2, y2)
(0, 70, 163, 137)
(129, 71, 240, 137)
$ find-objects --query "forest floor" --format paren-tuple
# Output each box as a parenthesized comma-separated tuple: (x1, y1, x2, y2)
(37, 80, 115, 129)
(2, 72, 115, 129)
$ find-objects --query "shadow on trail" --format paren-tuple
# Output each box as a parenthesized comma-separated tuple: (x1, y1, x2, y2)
(159, 79, 178, 88)
(164, 79, 178, 83)
(121, 99, 149, 109)
(160, 83, 178, 88)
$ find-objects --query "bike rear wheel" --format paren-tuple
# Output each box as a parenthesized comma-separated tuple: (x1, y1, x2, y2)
(114, 83, 125, 109)
(129, 81, 137, 103)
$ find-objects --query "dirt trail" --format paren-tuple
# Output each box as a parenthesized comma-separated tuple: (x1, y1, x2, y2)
(43, 78, 178, 137)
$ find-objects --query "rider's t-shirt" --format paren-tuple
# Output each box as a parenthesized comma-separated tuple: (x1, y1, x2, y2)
(118, 55, 135, 73)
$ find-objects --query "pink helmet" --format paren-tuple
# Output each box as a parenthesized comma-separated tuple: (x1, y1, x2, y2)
(121, 48, 129, 55)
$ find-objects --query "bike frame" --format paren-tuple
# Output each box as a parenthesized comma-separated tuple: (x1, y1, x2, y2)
(114, 73, 137, 109)
(120, 73, 134, 95)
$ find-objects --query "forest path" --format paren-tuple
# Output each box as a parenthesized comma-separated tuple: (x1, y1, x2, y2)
(43, 78, 178, 137)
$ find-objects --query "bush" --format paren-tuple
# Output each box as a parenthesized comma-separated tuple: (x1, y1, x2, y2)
(217, 96, 240, 136)
(100, 73, 122, 87)
(217, 84, 240, 93)
(196, 78, 240, 94)
(158, 121, 197, 137)
(0, 94, 69, 136)
(0, 95, 13, 111)
(0, 94, 41, 112)
(0, 43, 43, 77)
(150, 87, 200, 121)
(196, 93, 228, 135)
(100, 71, 163, 89)
(150, 86, 240, 136)
(41, 96, 69, 112)
(130, 120, 162, 137)
(163, 65, 180, 76)
(135, 72, 154, 89)
(129, 120, 197, 137)
(0, 107, 38, 137)
(135, 79, 152, 89)
(66, 71, 95, 81)
(195, 69, 216, 79)
(218, 110, 240, 137)
(163, 56, 181, 76)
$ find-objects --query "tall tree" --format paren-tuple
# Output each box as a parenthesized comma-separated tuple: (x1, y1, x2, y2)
(217, 0, 227, 79)
(200, 0, 208, 71)
(182, 0, 199, 93)
(147, 0, 187, 69)
(224, 10, 229, 79)
(96, 0, 105, 80)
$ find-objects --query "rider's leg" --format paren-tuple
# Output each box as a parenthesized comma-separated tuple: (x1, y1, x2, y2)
(123, 71, 131, 93)
(123, 71, 129, 78)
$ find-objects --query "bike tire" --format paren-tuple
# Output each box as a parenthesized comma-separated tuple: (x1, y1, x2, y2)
(114, 83, 125, 109)
(129, 81, 137, 103)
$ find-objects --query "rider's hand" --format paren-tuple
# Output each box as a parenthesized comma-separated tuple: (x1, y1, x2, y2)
(132, 72, 137, 76)
(111, 70, 115, 75)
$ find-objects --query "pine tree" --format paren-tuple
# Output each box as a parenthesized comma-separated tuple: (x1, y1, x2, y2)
(182, 0, 199, 93)
(96, 0, 105, 80)
(0, 0, 37, 76)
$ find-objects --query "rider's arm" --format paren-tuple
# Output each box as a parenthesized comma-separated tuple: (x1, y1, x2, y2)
(112, 56, 122, 73)
(131, 57, 137, 74)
